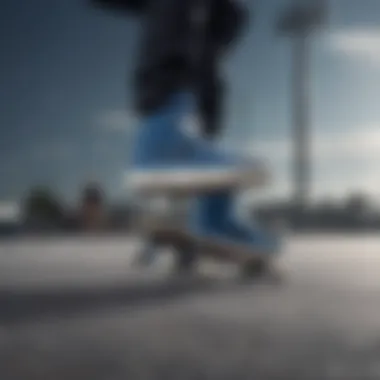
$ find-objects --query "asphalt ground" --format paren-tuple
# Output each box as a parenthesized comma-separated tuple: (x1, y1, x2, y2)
(0, 234, 379, 380)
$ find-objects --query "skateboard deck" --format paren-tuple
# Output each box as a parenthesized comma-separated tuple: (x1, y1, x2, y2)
(147, 223, 269, 265)
(135, 206, 274, 276)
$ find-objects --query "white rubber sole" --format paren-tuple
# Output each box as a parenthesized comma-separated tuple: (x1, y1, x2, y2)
(126, 166, 269, 195)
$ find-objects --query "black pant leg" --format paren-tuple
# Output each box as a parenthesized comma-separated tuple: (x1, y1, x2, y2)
(134, 0, 200, 115)
(197, 0, 248, 139)
(198, 71, 224, 139)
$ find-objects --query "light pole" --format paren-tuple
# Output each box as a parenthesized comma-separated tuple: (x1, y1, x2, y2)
(277, 0, 326, 210)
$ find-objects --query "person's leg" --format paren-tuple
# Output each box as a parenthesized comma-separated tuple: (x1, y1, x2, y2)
(198, 69, 224, 139)
(192, 6, 280, 258)
(133, 0, 196, 115)
(194, 78, 280, 257)
(128, 0, 264, 194)
(90, 0, 147, 15)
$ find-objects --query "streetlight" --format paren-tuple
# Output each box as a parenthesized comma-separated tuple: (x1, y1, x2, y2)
(277, 0, 327, 210)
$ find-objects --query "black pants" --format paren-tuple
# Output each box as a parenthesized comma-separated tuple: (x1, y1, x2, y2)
(91, 0, 247, 137)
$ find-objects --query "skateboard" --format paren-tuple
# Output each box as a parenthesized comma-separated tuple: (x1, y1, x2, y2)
(132, 182, 278, 277)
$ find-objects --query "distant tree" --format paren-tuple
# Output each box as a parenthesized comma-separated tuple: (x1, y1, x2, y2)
(24, 187, 64, 229)
(345, 193, 369, 216)
(81, 182, 104, 207)
(80, 182, 107, 230)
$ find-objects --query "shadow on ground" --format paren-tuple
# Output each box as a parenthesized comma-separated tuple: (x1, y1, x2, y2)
(0, 273, 280, 325)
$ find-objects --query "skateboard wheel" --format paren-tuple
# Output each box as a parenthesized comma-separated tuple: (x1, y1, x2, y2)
(174, 243, 198, 273)
(241, 259, 267, 277)
(135, 240, 157, 267)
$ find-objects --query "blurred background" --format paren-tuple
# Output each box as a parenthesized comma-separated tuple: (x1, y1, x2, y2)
(1, 0, 380, 236)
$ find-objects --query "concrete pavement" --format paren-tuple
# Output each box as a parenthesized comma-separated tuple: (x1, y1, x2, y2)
(0, 234, 379, 379)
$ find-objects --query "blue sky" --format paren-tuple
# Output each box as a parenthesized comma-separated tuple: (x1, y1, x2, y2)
(1, 0, 380, 205)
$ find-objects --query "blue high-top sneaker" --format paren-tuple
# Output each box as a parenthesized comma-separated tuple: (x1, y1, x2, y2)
(127, 92, 267, 194)
(191, 191, 280, 260)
